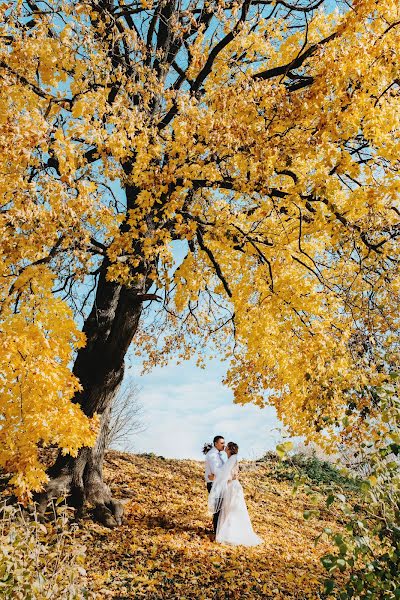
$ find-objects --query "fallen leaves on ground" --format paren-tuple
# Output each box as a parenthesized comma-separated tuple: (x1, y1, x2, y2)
(80, 451, 347, 599)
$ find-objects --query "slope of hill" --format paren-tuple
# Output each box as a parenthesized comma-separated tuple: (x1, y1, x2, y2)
(80, 450, 350, 599)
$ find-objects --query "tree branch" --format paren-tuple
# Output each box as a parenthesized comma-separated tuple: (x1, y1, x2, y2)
(253, 31, 336, 81)
(196, 229, 233, 298)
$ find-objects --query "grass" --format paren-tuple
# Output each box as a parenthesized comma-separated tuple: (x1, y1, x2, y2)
(261, 451, 362, 492)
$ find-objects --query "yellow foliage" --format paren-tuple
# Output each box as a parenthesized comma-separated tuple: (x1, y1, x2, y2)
(0, 40, 100, 498)
(0, 268, 98, 501)
(1, 0, 400, 495)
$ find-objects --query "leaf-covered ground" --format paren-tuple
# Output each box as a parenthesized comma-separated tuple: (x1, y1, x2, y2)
(79, 451, 348, 599)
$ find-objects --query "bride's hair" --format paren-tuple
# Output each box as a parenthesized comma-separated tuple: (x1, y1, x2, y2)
(226, 442, 239, 455)
(202, 442, 213, 455)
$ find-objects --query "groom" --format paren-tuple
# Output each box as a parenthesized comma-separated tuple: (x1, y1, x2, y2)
(205, 435, 226, 534)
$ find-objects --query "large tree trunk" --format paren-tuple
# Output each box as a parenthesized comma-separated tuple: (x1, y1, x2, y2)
(37, 251, 151, 527)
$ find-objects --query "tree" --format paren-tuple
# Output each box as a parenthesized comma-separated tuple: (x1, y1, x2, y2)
(1, 0, 399, 525)
(105, 384, 145, 450)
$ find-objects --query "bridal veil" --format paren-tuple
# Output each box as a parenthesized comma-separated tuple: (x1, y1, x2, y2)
(208, 454, 237, 514)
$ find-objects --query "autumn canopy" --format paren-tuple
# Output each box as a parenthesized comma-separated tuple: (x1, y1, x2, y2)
(0, 0, 399, 523)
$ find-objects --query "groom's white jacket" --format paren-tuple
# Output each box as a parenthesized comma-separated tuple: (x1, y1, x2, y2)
(205, 447, 226, 483)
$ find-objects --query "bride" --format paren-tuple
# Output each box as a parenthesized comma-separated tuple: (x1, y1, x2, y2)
(208, 442, 263, 547)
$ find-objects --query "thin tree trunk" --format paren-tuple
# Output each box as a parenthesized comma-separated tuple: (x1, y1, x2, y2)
(37, 252, 151, 527)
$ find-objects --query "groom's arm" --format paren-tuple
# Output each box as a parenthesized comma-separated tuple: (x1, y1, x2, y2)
(207, 451, 221, 482)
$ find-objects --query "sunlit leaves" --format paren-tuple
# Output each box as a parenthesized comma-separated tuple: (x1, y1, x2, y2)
(0, 267, 98, 501)
(1, 0, 400, 497)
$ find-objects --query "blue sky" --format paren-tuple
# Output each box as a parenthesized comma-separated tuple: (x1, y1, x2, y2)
(120, 352, 284, 460)
(109, 239, 286, 460)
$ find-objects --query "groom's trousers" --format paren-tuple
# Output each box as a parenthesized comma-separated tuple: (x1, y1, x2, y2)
(207, 482, 221, 534)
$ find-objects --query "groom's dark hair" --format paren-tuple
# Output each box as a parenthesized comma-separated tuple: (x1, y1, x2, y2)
(213, 435, 224, 445)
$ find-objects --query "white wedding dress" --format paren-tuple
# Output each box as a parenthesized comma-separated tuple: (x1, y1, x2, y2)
(208, 455, 262, 547)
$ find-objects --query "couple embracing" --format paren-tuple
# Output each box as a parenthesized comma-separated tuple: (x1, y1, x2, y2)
(203, 435, 263, 547)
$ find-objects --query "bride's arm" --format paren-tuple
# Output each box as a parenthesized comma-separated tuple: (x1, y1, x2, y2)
(227, 463, 239, 483)
(231, 463, 239, 480)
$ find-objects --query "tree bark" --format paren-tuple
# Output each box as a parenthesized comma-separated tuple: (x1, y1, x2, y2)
(37, 253, 151, 527)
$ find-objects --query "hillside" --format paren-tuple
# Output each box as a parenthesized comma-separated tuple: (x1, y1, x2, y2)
(79, 450, 351, 599)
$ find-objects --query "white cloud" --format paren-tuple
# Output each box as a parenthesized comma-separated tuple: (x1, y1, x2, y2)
(121, 358, 283, 460)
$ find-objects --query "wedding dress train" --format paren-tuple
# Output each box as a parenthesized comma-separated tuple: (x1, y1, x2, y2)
(216, 478, 263, 546)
